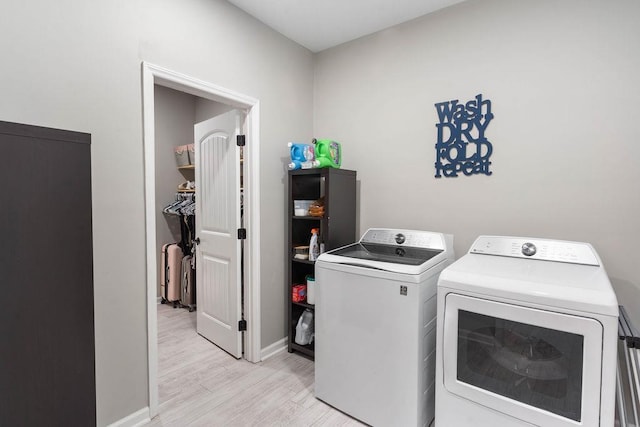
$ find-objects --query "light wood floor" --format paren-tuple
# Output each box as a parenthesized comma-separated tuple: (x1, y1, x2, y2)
(144, 303, 365, 427)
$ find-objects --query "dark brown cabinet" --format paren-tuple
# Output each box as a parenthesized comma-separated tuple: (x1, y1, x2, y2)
(287, 168, 356, 358)
(0, 121, 95, 426)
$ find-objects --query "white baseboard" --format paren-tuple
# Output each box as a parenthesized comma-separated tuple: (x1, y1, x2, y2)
(260, 337, 287, 361)
(106, 407, 150, 427)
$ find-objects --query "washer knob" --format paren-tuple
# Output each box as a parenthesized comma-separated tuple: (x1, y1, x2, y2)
(395, 233, 406, 244)
(522, 242, 537, 257)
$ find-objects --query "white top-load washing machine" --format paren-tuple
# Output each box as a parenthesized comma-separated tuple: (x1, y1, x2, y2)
(315, 228, 455, 427)
(435, 236, 619, 427)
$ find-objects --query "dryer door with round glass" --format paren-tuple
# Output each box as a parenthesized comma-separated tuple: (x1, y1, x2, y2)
(442, 293, 604, 427)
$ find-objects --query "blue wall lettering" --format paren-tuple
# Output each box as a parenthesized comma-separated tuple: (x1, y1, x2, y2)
(434, 93, 494, 178)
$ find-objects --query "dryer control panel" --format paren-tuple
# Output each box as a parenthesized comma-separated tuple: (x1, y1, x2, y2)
(470, 236, 600, 266)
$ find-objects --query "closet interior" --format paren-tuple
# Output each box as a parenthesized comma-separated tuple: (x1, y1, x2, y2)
(154, 84, 235, 320)
(162, 190, 196, 311)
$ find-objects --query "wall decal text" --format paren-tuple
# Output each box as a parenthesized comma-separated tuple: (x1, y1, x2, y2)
(434, 94, 493, 178)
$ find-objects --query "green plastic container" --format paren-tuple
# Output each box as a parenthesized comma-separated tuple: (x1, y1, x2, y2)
(313, 139, 341, 168)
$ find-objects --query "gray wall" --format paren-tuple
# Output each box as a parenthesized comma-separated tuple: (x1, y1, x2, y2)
(0, 0, 313, 424)
(195, 97, 235, 123)
(314, 0, 640, 324)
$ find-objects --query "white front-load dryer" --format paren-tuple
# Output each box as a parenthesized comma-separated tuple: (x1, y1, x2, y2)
(435, 236, 618, 427)
(315, 228, 454, 427)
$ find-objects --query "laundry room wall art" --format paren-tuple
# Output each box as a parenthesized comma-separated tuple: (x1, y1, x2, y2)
(434, 93, 494, 178)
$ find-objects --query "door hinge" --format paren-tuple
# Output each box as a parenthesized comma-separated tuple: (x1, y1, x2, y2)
(238, 228, 246, 239)
(236, 135, 246, 146)
(238, 319, 247, 331)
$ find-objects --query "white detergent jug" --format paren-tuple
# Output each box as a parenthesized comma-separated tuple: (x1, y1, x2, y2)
(309, 228, 320, 261)
(294, 309, 314, 345)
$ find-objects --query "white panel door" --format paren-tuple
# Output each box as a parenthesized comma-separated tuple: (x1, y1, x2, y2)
(194, 109, 244, 358)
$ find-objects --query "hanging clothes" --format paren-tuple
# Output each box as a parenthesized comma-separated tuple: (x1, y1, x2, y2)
(163, 192, 196, 254)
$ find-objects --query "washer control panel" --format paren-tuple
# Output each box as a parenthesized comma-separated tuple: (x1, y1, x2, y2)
(361, 228, 445, 250)
(470, 236, 599, 266)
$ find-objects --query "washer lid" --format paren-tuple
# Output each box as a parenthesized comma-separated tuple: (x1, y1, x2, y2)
(317, 228, 453, 274)
(329, 242, 442, 266)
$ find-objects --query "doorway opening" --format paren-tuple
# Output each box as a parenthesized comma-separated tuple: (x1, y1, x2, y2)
(142, 62, 262, 418)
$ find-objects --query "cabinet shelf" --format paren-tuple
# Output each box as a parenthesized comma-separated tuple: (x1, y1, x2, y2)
(290, 342, 315, 357)
(292, 300, 315, 309)
(291, 258, 315, 265)
(287, 168, 357, 359)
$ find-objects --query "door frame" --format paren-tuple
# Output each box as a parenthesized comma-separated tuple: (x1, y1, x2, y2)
(141, 62, 261, 418)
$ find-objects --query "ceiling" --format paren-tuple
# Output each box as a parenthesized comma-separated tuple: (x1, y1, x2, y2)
(226, 0, 467, 52)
